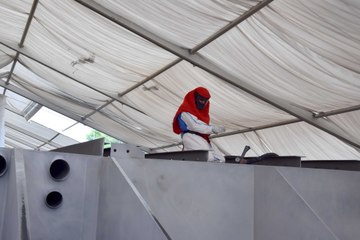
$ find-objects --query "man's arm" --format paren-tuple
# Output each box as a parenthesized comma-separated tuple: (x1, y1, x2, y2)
(180, 112, 225, 134)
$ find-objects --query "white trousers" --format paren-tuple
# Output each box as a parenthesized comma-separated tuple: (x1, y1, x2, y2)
(182, 133, 225, 162)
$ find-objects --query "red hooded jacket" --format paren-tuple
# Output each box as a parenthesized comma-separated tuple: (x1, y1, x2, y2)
(172, 87, 211, 142)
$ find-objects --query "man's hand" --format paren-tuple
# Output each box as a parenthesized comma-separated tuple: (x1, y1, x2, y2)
(212, 125, 225, 134)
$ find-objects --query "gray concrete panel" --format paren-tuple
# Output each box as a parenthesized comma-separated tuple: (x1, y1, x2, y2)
(254, 166, 338, 240)
(51, 138, 105, 156)
(116, 158, 255, 240)
(20, 150, 103, 240)
(0, 148, 19, 240)
(96, 157, 169, 240)
(110, 143, 145, 159)
(301, 160, 360, 171)
(277, 167, 360, 240)
(145, 150, 208, 162)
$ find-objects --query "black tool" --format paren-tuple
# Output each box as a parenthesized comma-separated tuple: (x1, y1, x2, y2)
(235, 145, 251, 164)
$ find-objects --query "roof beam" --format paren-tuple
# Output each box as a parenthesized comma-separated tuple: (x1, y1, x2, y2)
(75, 0, 360, 149)
(19, 0, 40, 48)
(313, 105, 360, 118)
(3, 0, 39, 95)
(23, 102, 42, 121)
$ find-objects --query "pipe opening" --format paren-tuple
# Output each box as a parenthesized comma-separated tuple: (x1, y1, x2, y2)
(50, 159, 70, 180)
(46, 191, 63, 209)
(0, 155, 7, 177)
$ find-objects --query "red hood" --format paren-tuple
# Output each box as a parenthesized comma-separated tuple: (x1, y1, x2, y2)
(172, 87, 211, 134)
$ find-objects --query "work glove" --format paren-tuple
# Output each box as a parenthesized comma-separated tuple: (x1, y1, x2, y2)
(212, 125, 225, 134)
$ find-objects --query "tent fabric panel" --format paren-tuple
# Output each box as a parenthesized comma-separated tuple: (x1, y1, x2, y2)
(102, 101, 177, 145)
(5, 109, 58, 141)
(16, 58, 109, 106)
(5, 137, 32, 149)
(87, 111, 175, 148)
(5, 89, 33, 115)
(16, 0, 178, 95)
(0, 1, 29, 44)
(258, 122, 360, 160)
(0, 45, 15, 69)
(211, 131, 273, 157)
(39, 144, 56, 151)
(5, 126, 44, 148)
(8, 75, 100, 118)
(0, 0, 33, 15)
(94, 0, 262, 48)
(265, 0, 360, 71)
(51, 134, 79, 148)
(328, 110, 360, 139)
(261, 122, 360, 160)
(200, 0, 360, 112)
(213, 121, 360, 160)
(121, 81, 180, 128)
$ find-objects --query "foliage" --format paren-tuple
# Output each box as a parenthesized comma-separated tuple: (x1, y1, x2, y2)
(86, 130, 120, 148)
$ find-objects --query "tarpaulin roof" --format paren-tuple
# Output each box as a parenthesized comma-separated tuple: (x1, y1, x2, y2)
(0, 0, 359, 159)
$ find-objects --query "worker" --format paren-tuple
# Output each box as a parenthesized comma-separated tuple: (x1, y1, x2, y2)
(172, 87, 226, 162)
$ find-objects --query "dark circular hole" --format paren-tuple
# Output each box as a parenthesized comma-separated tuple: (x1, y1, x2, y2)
(126, 149, 130, 153)
(113, 149, 117, 152)
(45, 191, 63, 209)
(50, 159, 70, 181)
(0, 155, 7, 177)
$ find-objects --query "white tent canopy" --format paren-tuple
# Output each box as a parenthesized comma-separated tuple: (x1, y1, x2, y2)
(0, 0, 359, 159)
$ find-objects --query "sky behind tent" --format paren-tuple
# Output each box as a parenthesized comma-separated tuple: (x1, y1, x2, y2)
(30, 107, 93, 142)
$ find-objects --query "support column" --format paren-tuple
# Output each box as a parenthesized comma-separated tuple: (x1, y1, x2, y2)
(0, 94, 6, 147)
